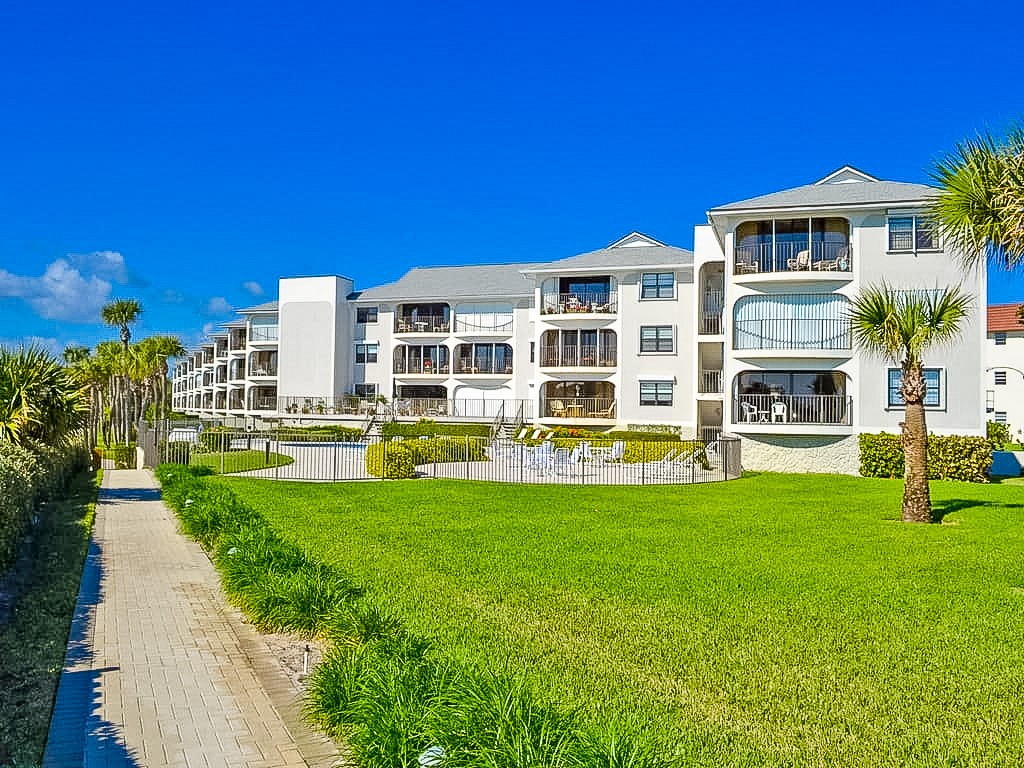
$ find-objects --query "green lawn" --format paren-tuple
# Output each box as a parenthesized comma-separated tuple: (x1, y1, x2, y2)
(219, 474, 1024, 766)
(189, 449, 293, 474)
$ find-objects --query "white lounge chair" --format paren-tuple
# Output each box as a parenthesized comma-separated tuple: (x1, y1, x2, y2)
(592, 440, 625, 463)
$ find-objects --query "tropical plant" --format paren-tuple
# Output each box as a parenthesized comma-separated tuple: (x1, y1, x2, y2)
(849, 285, 971, 522)
(931, 123, 1024, 270)
(0, 345, 87, 446)
(101, 298, 143, 351)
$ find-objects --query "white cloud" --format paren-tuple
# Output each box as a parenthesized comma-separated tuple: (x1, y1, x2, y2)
(68, 250, 128, 283)
(242, 280, 264, 296)
(0, 258, 114, 323)
(201, 322, 217, 337)
(206, 296, 233, 315)
(0, 335, 61, 354)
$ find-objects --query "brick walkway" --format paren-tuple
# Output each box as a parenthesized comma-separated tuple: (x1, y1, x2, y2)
(44, 469, 342, 767)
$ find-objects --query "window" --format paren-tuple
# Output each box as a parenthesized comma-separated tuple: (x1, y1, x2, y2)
(995, 332, 1007, 345)
(640, 326, 674, 353)
(354, 383, 377, 398)
(530, 341, 535, 363)
(357, 307, 378, 323)
(888, 216, 939, 251)
(995, 370, 1007, 385)
(887, 368, 942, 407)
(355, 343, 378, 364)
(994, 411, 1007, 424)
(640, 381, 673, 406)
(641, 272, 674, 299)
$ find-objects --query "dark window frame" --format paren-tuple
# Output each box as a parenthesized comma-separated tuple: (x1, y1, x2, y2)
(887, 368, 942, 408)
(640, 272, 674, 300)
(357, 306, 378, 324)
(639, 380, 673, 406)
(640, 325, 674, 353)
(355, 343, 378, 364)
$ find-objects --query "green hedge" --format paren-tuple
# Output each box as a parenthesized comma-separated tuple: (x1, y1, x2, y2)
(859, 432, 993, 482)
(99, 443, 135, 468)
(278, 425, 364, 442)
(381, 419, 491, 439)
(987, 421, 1012, 450)
(0, 442, 90, 570)
(365, 437, 489, 478)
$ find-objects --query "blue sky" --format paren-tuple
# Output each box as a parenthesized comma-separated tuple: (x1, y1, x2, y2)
(1, 0, 1022, 353)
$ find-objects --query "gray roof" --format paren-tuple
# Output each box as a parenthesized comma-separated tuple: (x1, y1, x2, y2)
(357, 262, 543, 301)
(220, 319, 247, 328)
(236, 300, 278, 314)
(529, 243, 693, 272)
(710, 174, 938, 213)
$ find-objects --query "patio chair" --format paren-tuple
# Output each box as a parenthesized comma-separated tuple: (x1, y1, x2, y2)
(524, 440, 554, 471)
(592, 440, 625, 463)
(550, 399, 567, 417)
(513, 427, 530, 440)
(771, 401, 788, 423)
(740, 401, 760, 422)
(787, 249, 810, 271)
(652, 447, 703, 477)
(704, 440, 723, 470)
(588, 402, 615, 418)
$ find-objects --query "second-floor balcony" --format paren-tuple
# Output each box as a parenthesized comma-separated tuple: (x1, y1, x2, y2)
(540, 344, 617, 368)
(541, 291, 618, 316)
(249, 353, 278, 377)
(701, 290, 724, 335)
(699, 369, 723, 394)
(396, 303, 451, 334)
(249, 325, 279, 343)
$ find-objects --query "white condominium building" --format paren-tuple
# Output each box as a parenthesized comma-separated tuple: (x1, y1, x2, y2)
(172, 166, 986, 473)
(986, 303, 1024, 441)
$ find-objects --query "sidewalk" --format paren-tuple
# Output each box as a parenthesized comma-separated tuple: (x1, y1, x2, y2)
(44, 469, 342, 767)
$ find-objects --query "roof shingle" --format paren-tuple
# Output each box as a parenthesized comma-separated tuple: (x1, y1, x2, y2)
(988, 303, 1024, 333)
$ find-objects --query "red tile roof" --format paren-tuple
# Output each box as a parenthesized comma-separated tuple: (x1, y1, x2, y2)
(988, 303, 1024, 333)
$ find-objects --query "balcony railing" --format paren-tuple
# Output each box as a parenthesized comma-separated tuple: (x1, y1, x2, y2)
(250, 397, 277, 411)
(454, 315, 513, 334)
(701, 290, 724, 334)
(541, 292, 618, 315)
(699, 369, 723, 394)
(733, 318, 852, 350)
(249, 326, 279, 342)
(541, 397, 617, 419)
(277, 396, 535, 420)
(394, 360, 450, 375)
(229, 332, 247, 350)
(395, 316, 450, 334)
(734, 242, 851, 275)
(229, 366, 246, 381)
(539, 345, 617, 367)
(454, 361, 513, 375)
(733, 394, 852, 426)
(248, 362, 278, 376)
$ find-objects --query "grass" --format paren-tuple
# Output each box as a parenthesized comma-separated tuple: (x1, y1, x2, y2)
(219, 473, 1024, 767)
(0, 470, 98, 766)
(189, 449, 293, 474)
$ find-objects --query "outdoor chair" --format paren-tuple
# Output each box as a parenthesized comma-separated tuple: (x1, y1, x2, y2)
(652, 447, 703, 477)
(550, 399, 567, 417)
(588, 402, 615, 418)
(787, 249, 810, 271)
(740, 401, 761, 422)
(771, 401, 788, 422)
(592, 440, 625, 463)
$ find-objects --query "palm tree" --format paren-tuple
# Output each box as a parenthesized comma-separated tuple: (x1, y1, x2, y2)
(62, 345, 91, 365)
(137, 335, 185, 420)
(0, 345, 87, 446)
(101, 298, 143, 351)
(931, 124, 1024, 270)
(850, 285, 971, 522)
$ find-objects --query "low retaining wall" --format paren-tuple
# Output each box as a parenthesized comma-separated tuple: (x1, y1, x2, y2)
(738, 434, 859, 475)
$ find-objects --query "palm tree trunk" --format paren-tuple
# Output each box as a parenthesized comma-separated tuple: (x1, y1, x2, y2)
(900, 364, 932, 523)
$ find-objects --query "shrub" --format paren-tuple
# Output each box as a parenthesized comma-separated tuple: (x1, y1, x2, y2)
(196, 426, 233, 453)
(987, 420, 1012, 450)
(279, 425, 364, 442)
(382, 420, 490, 440)
(365, 442, 417, 479)
(100, 443, 135, 468)
(859, 432, 992, 482)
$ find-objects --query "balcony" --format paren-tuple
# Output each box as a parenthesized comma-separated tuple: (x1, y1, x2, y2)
(734, 217, 851, 277)
(701, 290, 724, 335)
(541, 397, 617, 420)
(229, 330, 247, 351)
(733, 317, 852, 352)
(540, 345, 617, 368)
(699, 369, 723, 394)
(394, 359, 450, 375)
(454, 343, 513, 375)
(454, 360, 512, 375)
(541, 291, 618, 316)
(249, 326, 279, 343)
(248, 361, 278, 377)
(249, 386, 278, 411)
(733, 393, 851, 426)
(396, 315, 450, 334)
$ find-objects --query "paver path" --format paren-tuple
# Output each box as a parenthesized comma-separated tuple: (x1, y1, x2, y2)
(44, 469, 342, 767)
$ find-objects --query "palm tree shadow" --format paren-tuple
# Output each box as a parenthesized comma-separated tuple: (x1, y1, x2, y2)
(931, 498, 1024, 523)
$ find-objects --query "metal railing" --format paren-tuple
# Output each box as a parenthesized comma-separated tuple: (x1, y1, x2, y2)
(540, 345, 617, 368)
(733, 318, 852, 350)
(541, 397, 616, 419)
(394, 360, 450, 375)
(249, 326, 279, 342)
(250, 397, 277, 411)
(540, 291, 618, 315)
(701, 290, 724, 335)
(453, 361, 513, 375)
(699, 370, 723, 394)
(248, 362, 279, 376)
(276, 396, 536, 421)
(734, 242, 852, 275)
(454, 316, 514, 334)
(733, 394, 852, 425)
(146, 425, 741, 485)
(395, 316, 450, 333)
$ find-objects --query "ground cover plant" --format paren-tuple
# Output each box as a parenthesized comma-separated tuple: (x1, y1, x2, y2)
(219, 474, 1024, 767)
(0, 470, 98, 765)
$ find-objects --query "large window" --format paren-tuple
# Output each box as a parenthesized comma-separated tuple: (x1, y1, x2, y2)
(640, 326, 674, 353)
(454, 343, 513, 374)
(888, 216, 939, 251)
(733, 370, 850, 425)
(357, 307, 378, 323)
(640, 381, 673, 406)
(355, 343, 378, 364)
(735, 218, 850, 272)
(393, 345, 449, 374)
(641, 272, 674, 299)
(888, 368, 942, 407)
